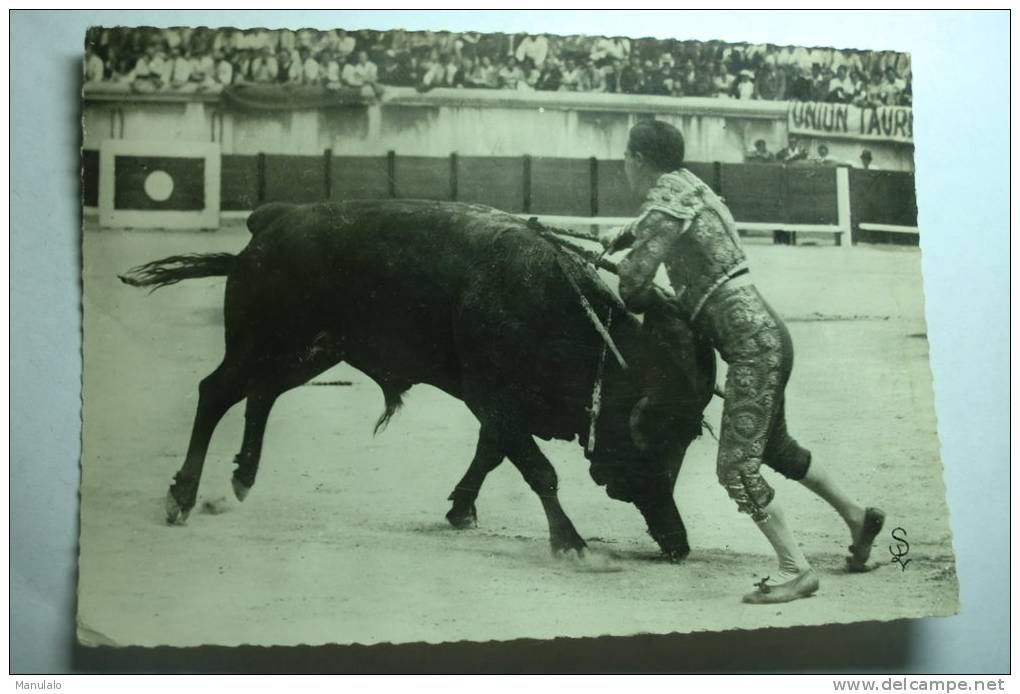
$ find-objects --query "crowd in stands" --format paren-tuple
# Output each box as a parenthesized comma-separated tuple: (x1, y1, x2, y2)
(745, 135, 876, 168)
(84, 27, 913, 106)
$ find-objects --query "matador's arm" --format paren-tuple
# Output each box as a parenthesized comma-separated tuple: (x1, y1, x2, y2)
(617, 210, 683, 313)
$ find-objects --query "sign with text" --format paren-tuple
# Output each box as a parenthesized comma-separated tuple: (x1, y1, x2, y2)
(788, 102, 913, 144)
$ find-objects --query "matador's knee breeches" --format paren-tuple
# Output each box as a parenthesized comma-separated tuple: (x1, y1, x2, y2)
(696, 284, 812, 521)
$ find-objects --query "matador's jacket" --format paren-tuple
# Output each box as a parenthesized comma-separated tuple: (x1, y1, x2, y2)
(615, 169, 812, 521)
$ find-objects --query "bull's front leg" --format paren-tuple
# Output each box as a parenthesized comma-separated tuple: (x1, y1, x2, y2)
(634, 486, 690, 562)
(505, 434, 587, 556)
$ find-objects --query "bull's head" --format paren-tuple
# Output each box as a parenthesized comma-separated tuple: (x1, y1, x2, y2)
(585, 297, 716, 560)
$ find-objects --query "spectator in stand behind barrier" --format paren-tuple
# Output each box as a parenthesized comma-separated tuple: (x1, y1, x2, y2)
(813, 144, 836, 166)
(131, 42, 167, 93)
(733, 70, 755, 100)
(378, 50, 404, 87)
(323, 52, 343, 89)
(498, 56, 525, 90)
(472, 55, 499, 89)
(346, 50, 383, 96)
(578, 60, 606, 92)
(880, 66, 906, 105)
(84, 44, 105, 84)
(301, 49, 321, 85)
(827, 65, 855, 103)
(277, 49, 302, 84)
(786, 65, 813, 101)
(590, 36, 630, 66)
(190, 49, 216, 90)
(514, 33, 549, 69)
(776, 134, 808, 164)
(416, 55, 446, 92)
(336, 29, 357, 62)
(250, 46, 279, 84)
(168, 46, 195, 92)
(536, 58, 563, 91)
(859, 149, 873, 169)
(559, 58, 580, 91)
(746, 139, 774, 163)
(713, 62, 735, 98)
(232, 49, 254, 84)
(213, 50, 233, 87)
(754, 56, 786, 101)
(679, 59, 699, 96)
(619, 56, 645, 94)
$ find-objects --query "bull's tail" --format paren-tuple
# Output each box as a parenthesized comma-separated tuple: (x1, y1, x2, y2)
(373, 385, 407, 435)
(118, 253, 236, 292)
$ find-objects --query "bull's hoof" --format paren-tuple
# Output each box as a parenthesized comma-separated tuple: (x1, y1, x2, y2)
(661, 545, 691, 563)
(446, 503, 477, 529)
(551, 534, 588, 559)
(553, 545, 587, 560)
(231, 476, 252, 502)
(165, 490, 190, 525)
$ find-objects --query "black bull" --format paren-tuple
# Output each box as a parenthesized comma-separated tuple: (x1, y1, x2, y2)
(120, 200, 716, 560)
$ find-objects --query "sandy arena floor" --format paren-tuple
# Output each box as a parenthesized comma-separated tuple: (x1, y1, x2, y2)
(78, 220, 957, 647)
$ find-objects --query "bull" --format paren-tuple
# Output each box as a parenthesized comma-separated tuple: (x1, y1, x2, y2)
(119, 200, 716, 560)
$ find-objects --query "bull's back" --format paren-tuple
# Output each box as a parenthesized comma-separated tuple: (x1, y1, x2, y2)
(235, 200, 628, 436)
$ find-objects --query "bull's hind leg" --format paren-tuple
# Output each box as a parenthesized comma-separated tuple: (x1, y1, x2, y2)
(167, 360, 247, 524)
(230, 387, 278, 502)
(504, 435, 587, 556)
(446, 424, 503, 529)
(230, 346, 344, 503)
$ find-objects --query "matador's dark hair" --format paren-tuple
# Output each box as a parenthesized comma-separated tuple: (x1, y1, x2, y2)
(627, 120, 686, 173)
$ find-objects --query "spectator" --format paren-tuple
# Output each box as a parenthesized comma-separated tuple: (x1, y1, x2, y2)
(214, 50, 233, 86)
(378, 50, 405, 86)
(441, 53, 461, 86)
(678, 59, 699, 96)
(812, 143, 836, 166)
(590, 36, 630, 65)
(336, 29, 357, 61)
(619, 56, 645, 94)
(323, 52, 343, 88)
(417, 56, 446, 92)
(602, 60, 622, 93)
(232, 49, 254, 84)
(559, 58, 580, 91)
(277, 49, 302, 84)
(84, 44, 105, 84)
(190, 48, 215, 88)
(250, 46, 279, 84)
(515, 33, 549, 68)
(810, 63, 830, 101)
(827, 65, 855, 103)
(880, 66, 906, 105)
(498, 56, 525, 90)
(755, 56, 786, 100)
(536, 57, 563, 91)
(776, 134, 808, 163)
(131, 42, 167, 92)
(84, 27, 915, 107)
(787, 65, 814, 101)
(341, 50, 381, 93)
(168, 46, 195, 91)
(577, 60, 606, 92)
(301, 48, 321, 85)
(471, 55, 499, 88)
(859, 149, 873, 169)
(746, 138, 774, 162)
(713, 61, 735, 98)
(733, 69, 755, 100)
